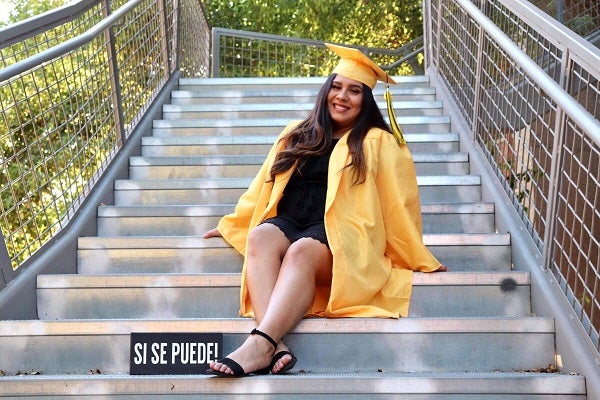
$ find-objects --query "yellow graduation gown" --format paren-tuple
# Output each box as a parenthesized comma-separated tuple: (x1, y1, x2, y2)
(217, 121, 442, 318)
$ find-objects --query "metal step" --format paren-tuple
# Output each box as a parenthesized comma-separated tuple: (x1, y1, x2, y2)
(141, 133, 462, 155)
(113, 176, 482, 206)
(162, 100, 444, 119)
(37, 272, 531, 319)
(0, 318, 555, 375)
(96, 203, 495, 236)
(177, 75, 433, 90)
(170, 86, 438, 105)
(127, 152, 470, 179)
(152, 116, 451, 136)
(77, 233, 512, 274)
(0, 372, 585, 399)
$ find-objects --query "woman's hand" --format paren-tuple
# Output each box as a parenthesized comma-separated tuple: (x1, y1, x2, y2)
(203, 227, 222, 238)
(435, 264, 449, 272)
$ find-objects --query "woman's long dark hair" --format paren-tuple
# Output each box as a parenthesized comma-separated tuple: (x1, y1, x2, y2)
(269, 73, 391, 185)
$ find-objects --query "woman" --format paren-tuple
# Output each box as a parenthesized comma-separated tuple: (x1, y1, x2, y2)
(203, 43, 448, 377)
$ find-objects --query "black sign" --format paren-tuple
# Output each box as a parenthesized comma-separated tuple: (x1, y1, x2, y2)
(130, 332, 222, 375)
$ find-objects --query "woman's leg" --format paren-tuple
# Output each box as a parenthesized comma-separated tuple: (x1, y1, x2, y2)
(256, 236, 332, 338)
(209, 224, 289, 375)
(259, 237, 332, 373)
(209, 233, 332, 375)
(244, 224, 295, 372)
(245, 223, 291, 322)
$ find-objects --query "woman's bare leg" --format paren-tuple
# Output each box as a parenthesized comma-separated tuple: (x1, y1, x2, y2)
(246, 224, 295, 372)
(243, 225, 295, 372)
(245, 224, 291, 322)
(258, 237, 331, 327)
(209, 234, 332, 375)
(263, 237, 333, 373)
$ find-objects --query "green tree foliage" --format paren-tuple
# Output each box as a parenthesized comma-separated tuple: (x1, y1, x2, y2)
(0, 0, 115, 269)
(203, 0, 423, 48)
(2, 0, 64, 25)
(204, 0, 424, 77)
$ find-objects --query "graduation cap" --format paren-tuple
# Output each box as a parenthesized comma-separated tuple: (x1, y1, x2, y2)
(326, 43, 406, 145)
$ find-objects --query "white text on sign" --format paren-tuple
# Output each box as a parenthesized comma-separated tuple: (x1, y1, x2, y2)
(132, 341, 219, 365)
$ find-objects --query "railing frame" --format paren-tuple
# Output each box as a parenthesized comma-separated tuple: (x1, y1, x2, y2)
(0, 0, 193, 315)
(0, 0, 143, 286)
(211, 27, 424, 78)
(425, 0, 600, 396)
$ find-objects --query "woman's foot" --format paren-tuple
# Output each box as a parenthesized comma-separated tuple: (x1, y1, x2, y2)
(271, 341, 297, 374)
(209, 329, 276, 376)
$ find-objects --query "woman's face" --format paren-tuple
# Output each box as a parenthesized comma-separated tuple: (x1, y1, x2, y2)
(327, 75, 364, 136)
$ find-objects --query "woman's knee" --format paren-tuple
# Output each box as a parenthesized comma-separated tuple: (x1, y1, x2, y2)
(247, 223, 289, 257)
(283, 239, 333, 273)
(287, 237, 329, 254)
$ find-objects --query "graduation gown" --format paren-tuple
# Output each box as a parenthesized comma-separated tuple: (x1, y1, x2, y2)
(217, 121, 442, 318)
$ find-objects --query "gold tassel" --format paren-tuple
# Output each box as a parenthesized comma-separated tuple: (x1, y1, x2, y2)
(384, 83, 406, 146)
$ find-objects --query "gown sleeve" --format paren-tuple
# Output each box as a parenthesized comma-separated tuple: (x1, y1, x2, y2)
(375, 132, 442, 272)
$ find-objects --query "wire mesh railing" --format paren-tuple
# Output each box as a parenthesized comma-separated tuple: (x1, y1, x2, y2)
(0, 0, 210, 282)
(179, 0, 211, 77)
(211, 27, 425, 78)
(425, 0, 600, 353)
(528, 0, 599, 40)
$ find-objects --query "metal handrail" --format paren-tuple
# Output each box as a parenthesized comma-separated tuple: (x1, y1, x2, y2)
(0, 0, 99, 48)
(459, 0, 600, 146)
(0, 0, 143, 82)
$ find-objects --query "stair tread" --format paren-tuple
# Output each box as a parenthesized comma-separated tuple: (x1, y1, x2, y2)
(113, 175, 481, 189)
(170, 87, 437, 99)
(129, 152, 469, 165)
(37, 271, 530, 288)
(153, 115, 450, 128)
(163, 100, 443, 112)
(178, 75, 431, 85)
(0, 372, 585, 396)
(97, 202, 494, 217)
(0, 317, 554, 336)
(78, 233, 511, 248)
(141, 133, 460, 145)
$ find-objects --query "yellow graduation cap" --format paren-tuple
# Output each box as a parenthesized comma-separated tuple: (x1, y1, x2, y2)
(326, 43, 406, 145)
(326, 43, 395, 89)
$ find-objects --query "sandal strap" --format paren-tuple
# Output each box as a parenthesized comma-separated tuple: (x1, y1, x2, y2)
(250, 328, 277, 349)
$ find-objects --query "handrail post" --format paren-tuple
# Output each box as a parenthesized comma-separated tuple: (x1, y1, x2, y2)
(211, 27, 220, 77)
(157, 0, 171, 76)
(0, 232, 11, 288)
(471, 1, 487, 141)
(172, 0, 180, 72)
(434, 0, 442, 69)
(540, 50, 570, 272)
(423, 0, 431, 69)
(102, 0, 126, 143)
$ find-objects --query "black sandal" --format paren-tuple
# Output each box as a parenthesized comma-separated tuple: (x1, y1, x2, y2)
(207, 328, 277, 377)
(271, 349, 297, 375)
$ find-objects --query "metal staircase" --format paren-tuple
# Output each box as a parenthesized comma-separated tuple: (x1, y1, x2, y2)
(0, 76, 587, 398)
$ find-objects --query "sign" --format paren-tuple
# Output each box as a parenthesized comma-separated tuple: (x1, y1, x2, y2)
(130, 332, 222, 375)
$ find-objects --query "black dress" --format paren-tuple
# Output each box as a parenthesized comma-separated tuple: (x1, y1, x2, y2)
(261, 139, 339, 248)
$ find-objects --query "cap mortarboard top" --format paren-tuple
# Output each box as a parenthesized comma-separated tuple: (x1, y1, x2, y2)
(326, 43, 396, 89)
